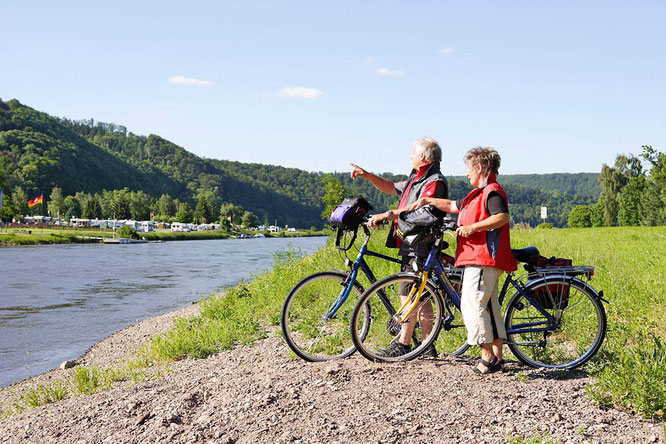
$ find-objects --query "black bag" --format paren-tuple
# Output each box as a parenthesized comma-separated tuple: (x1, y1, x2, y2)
(397, 205, 444, 245)
(329, 195, 373, 229)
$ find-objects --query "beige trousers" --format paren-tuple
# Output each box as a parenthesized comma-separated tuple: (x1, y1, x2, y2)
(460, 265, 507, 346)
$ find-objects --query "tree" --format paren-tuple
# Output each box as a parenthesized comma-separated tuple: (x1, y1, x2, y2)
(219, 202, 245, 225)
(568, 205, 592, 228)
(111, 188, 131, 219)
(48, 187, 64, 218)
(62, 195, 81, 221)
(321, 174, 347, 221)
(590, 202, 605, 227)
(241, 211, 259, 228)
(175, 202, 193, 223)
(155, 194, 177, 219)
(598, 154, 643, 226)
(83, 195, 103, 219)
(193, 191, 219, 224)
(11, 187, 29, 217)
(129, 190, 152, 220)
(618, 176, 645, 226)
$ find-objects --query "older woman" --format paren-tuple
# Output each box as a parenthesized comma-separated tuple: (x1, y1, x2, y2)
(408, 147, 517, 373)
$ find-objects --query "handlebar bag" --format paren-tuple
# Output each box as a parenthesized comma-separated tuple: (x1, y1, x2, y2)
(330, 195, 373, 229)
(397, 205, 444, 245)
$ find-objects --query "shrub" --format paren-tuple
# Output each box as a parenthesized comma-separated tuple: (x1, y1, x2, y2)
(567, 205, 592, 228)
(537, 222, 553, 229)
(116, 225, 139, 239)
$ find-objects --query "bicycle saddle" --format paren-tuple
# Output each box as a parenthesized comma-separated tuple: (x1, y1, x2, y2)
(511, 246, 540, 264)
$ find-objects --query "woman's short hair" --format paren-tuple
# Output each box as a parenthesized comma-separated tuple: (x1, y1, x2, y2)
(413, 136, 442, 163)
(464, 147, 501, 175)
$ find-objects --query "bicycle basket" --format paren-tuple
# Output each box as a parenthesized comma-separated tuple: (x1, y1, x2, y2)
(330, 195, 373, 230)
(397, 205, 444, 245)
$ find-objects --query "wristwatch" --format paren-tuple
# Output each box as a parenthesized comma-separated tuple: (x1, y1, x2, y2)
(386, 210, 394, 220)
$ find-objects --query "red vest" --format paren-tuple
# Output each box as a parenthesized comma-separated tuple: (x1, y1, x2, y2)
(455, 175, 517, 272)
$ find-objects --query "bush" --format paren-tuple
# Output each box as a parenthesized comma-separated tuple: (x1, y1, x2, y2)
(567, 205, 592, 228)
(537, 222, 553, 229)
(116, 225, 139, 239)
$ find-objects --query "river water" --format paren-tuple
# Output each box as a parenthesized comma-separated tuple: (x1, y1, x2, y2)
(0, 237, 327, 388)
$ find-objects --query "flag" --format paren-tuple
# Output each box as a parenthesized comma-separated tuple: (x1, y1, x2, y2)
(0, 189, 3, 208)
(28, 194, 43, 208)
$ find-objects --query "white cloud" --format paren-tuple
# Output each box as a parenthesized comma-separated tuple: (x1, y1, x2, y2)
(376, 67, 404, 77)
(276, 86, 324, 99)
(168, 75, 213, 86)
(437, 47, 453, 54)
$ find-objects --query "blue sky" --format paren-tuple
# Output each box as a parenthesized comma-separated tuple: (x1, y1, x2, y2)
(1, 1, 664, 176)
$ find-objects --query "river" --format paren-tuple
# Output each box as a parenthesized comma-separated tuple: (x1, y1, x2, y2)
(0, 236, 327, 388)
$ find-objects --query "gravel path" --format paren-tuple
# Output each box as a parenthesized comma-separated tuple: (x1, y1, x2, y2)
(1, 305, 663, 444)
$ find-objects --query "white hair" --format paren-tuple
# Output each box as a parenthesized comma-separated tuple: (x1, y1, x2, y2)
(413, 136, 442, 163)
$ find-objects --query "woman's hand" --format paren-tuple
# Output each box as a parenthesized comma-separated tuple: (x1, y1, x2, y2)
(406, 197, 430, 211)
(456, 224, 477, 238)
(367, 212, 389, 229)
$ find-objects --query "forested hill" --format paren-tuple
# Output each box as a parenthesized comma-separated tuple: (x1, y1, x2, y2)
(0, 98, 597, 227)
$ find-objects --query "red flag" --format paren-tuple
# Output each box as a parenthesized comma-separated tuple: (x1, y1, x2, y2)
(28, 194, 43, 208)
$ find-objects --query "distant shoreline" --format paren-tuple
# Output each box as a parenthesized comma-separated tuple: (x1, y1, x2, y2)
(0, 228, 327, 247)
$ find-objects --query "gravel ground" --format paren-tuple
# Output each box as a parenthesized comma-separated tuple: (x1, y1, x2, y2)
(1, 304, 663, 444)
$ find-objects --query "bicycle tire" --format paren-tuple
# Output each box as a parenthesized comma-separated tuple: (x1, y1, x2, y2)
(504, 276, 606, 369)
(281, 271, 369, 362)
(349, 273, 444, 363)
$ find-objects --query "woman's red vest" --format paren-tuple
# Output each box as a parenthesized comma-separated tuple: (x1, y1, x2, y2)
(455, 174, 517, 272)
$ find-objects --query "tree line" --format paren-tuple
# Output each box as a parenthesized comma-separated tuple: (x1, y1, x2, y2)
(567, 146, 666, 228)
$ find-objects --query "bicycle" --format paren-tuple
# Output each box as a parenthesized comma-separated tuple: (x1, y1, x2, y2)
(280, 223, 464, 362)
(349, 219, 608, 369)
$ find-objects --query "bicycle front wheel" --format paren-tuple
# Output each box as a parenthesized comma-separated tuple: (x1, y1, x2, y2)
(350, 273, 444, 363)
(504, 277, 606, 369)
(281, 271, 368, 362)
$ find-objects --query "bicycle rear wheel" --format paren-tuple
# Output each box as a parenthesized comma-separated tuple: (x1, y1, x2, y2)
(281, 271, 368, 362)
(350, 273, 444, 363)
(504, 277, 606, 369)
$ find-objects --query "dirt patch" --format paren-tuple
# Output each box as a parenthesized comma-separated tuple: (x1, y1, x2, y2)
(0, 306, 663, 443)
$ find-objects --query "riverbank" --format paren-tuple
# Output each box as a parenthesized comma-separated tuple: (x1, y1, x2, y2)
(0, 302, 662, 443)
(0, 227, 326, 246)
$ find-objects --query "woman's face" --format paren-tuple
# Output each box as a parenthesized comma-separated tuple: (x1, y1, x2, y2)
(466, 161, 485, 187)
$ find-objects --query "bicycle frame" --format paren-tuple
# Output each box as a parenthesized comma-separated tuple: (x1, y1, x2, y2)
(324, 226, 401, 319)
(420, 234, 559, 336)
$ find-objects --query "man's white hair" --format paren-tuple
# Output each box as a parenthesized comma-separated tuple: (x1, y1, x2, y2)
(413, 136, 442, 163)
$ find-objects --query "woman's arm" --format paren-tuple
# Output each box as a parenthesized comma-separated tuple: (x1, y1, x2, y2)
(457, 213, 510, 237)
(406, 197, 458, 213)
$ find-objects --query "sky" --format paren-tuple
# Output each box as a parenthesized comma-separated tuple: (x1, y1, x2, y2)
(1, 1, 664, 177)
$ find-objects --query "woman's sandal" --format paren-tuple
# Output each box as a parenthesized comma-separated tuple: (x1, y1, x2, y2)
(474, 357, 501, 374)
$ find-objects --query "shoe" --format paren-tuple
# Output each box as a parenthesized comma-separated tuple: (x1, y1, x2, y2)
(473, 357, 501, 375)
(375, 340, 412, 358)
(420, 344, 438, 358)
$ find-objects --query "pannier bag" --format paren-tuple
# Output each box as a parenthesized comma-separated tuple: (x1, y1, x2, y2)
(397, 205, 445, 245)
(330, 195, 373, 229)
(532, 255, 573, 309)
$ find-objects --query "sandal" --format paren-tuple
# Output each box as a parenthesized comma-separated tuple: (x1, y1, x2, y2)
(474, 357, 500, 375)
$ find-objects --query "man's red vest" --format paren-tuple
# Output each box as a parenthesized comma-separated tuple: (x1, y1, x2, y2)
(455, 174, 517, 272)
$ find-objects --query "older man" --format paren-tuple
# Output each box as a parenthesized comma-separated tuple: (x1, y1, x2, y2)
(350, 136, 448, 357)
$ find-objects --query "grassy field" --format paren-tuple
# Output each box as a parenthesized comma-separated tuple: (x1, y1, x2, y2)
(3, 225, 665, 421)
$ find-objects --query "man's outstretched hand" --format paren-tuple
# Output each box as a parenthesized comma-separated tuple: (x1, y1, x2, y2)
(350, 163, 367, 180)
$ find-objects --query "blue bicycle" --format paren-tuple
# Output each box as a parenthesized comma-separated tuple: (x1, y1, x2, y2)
(349, 218, 607, 369)
(280, 223, 462, 361)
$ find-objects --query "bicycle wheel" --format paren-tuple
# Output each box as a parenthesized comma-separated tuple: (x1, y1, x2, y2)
(350, 273, 444, 363)
(433, 272, 470, 357)
(281, 271, 369, 362)
(504, 277, 606, 369)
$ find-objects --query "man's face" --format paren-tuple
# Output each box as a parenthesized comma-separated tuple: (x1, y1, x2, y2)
(411, 146, 427, 170)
